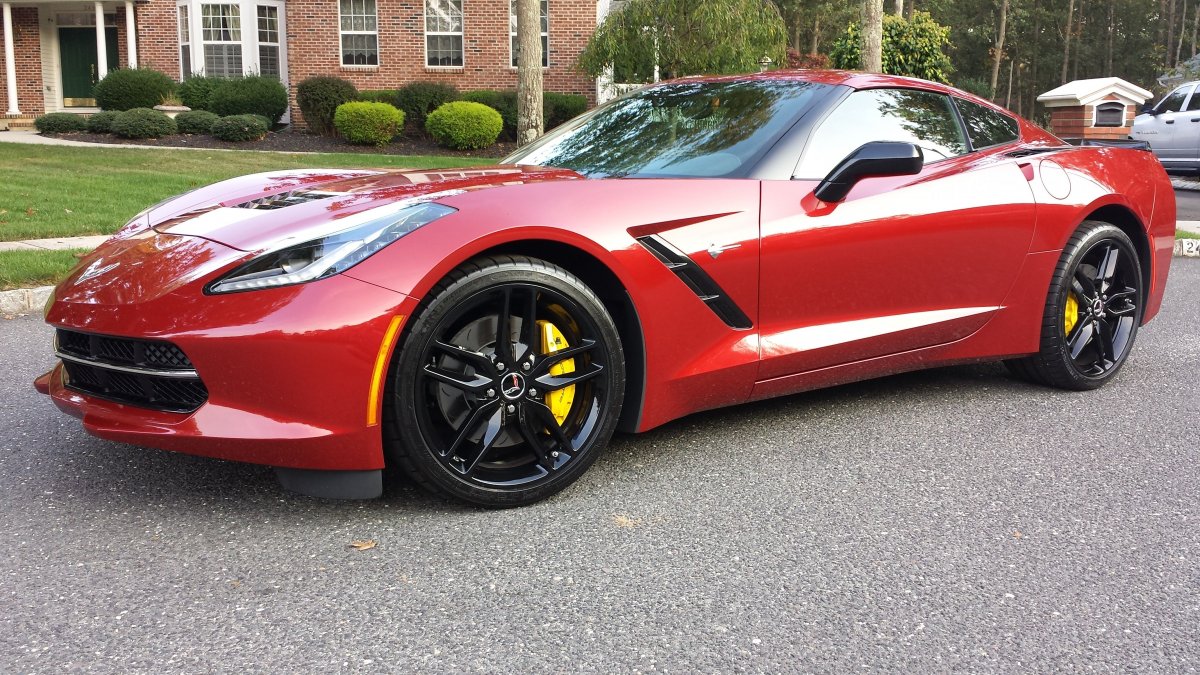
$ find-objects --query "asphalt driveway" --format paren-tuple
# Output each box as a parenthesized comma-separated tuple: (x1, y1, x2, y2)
(2, 260, 1198, 672)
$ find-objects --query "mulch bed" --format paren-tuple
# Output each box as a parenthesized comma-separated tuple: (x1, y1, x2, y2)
(47, 128, 516, 159)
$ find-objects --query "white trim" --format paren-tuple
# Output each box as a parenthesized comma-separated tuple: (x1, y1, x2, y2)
(93, 2, 106, 80)
(1037, 77, 1153, 107)
(423, 0, 463, 68)
(1091, 101, 1127, 129)
(3, 3, 18, 115)
(123, 0, 135, 67)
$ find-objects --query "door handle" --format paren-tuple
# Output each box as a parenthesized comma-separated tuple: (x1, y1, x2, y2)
(1166, 119, 1175, 124)
(1192, 118, 1200, 122)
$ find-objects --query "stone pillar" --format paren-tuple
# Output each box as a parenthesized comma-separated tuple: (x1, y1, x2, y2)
(3, 2, 18, 115)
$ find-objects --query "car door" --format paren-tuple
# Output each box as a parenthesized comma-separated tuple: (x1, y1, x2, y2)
(757, 88, 1037, 380)
(1132, 84, 1194, 165)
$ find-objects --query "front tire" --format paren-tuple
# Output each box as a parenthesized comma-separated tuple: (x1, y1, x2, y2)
(385, 255, 625, 507)
(1006, 221, 1143, 390)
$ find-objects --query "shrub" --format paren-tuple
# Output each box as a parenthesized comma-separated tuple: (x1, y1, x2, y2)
(94, 68, 177, 111)
(426, 101, 503, 150)
(544, 92, 588, 129)
(209, 76, 288, 124)
(297, 76, 358, 135)
(333, 101, 405, 146)
(830, 11, 952, 83)
(395, 81, 459, 128)
(178, 75, 222, 110)
(461, 89, 517, 138)
(112, 108, 177, 139)
(358, 89, 399, 106)
(175, 109, 221, 134)
(85, 111, 120, 133)
(34, 112, 87, 134)
(210, 114, 269, 142)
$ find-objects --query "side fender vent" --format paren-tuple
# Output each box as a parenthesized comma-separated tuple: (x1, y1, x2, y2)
(636, 235, 753, 330)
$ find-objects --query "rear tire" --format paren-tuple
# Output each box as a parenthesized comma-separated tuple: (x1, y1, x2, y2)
(1005, 221, 1143, 390)
(384, 255, 625, 508)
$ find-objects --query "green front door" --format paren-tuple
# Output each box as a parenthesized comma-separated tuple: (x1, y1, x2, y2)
(59, 27, 118, 107)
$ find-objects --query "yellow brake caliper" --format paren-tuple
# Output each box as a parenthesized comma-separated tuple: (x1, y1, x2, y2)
(537, 320, 575, 425)
(1064, 291, 1079, 335)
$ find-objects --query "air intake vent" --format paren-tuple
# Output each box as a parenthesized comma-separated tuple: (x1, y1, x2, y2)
(636, 235, 753, 330)
(236, 189, 347, 210)
(55, 329, 208, 413)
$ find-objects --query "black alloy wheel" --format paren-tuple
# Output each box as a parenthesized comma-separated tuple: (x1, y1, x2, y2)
(1006, 221, 1143, 390)
(386, 255, 625, 507)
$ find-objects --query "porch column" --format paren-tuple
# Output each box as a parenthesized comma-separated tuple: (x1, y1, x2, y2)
(94, 2, 108, 81)
(3, 2, 18, 115)
(124, 0, 137, 68)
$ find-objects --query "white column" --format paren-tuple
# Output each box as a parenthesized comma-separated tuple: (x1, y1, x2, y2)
(240, 0, 257, 76)
(124, 1, 137, 68)
(94, 2, 108, 81)
(3, 2, 19, 115)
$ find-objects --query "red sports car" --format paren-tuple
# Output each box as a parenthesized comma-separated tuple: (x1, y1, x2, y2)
(35, 71, 1175, 507)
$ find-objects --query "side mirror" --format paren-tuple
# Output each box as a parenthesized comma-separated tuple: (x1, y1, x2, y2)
(812, 141, 924, 203)
(1140, 103, 1158, 115)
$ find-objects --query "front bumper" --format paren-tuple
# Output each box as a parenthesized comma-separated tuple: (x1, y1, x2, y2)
(39, 265, 418, 472)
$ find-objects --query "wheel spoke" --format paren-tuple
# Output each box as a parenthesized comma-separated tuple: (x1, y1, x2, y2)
(531, 339, 597, 377)
(515, 407, 556, 471)
(535, 362, 604, 392)
(495, 287, 514, 365)
(519, 287, 539, 363)
(423, 364, 492, 395)
(1095, 244, 1119, 293)
(1072, 272, 1097, 304)
(526, 400, 575, 453)
(431, 340, 494, 375)
(1067, 315, 1095, 359)
(460, 405, 505, 476)
(442, 399, 501, 460)
(1094, 317, 1116, 365)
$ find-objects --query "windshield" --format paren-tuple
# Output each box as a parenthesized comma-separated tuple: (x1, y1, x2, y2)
(503, 80, 830, 178)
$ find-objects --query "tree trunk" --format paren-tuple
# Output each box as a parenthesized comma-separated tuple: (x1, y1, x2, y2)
(1192, 0, 1199, 57)
(894, 0, 903, 16)
(1005, 59, 1015, 109)
(990, 0, 1009, 99)
(811, 16, 821, 54)
(1105, 0, 1115, 73)
(1168, 0, 1178, 66)
(1061, 0, 1074, 84)
(515, 0, 543, 147)
(1072, 1, 1082, 80)
(862, 0, 884, 72)
(1178, 0, 1189, 65)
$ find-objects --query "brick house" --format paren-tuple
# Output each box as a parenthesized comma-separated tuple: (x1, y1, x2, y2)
(1, 0, 613, 127)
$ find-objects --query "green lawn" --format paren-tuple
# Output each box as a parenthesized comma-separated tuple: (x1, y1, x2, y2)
(1178, 229, 1200, 239)
(0, 248, 89, 291)
(0, 144, 490, 241)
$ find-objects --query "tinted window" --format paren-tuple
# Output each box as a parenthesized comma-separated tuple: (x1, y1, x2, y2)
(1156, 86, 1191, 113)
(1186, 92, 1200, 112)
(504, 81, 829, 178)
(956, 98, 1020, 148)
(795, 88, 967, 179)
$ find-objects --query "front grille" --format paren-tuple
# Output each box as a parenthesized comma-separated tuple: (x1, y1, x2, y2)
(55, 329, 208, 413)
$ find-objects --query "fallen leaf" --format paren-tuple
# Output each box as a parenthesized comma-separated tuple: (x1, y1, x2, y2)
(349, 539, 377, 551)
(64, 209, 73, 214)
(24, 207, 36, 217)
(1013, 530, 1023, 539)
(611, 514, 641, 529)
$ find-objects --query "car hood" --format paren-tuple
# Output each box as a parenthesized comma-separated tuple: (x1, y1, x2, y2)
(149, 165, 584, 252)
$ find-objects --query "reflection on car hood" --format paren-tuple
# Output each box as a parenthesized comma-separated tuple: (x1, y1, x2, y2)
(151, 165, 583, 252)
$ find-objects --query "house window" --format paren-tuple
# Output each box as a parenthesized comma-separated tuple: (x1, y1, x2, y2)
(1095, 102, 1126, 127)
(177, 5, 192, 78)
(258, 6, 281, 78)
(339, 0, 377, 66)
(201, 3, 243, 78)
(425, 0, 463, 67)
(510, 0, 548, 68)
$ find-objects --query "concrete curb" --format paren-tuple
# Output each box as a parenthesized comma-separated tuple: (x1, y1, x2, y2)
(1177, 238, 1200, 257)
(0, 285, 52, 317)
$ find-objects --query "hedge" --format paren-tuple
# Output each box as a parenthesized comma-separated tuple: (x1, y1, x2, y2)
(85, 111, 120, 134)
(94, 68, 177, 111)
(396, 82, 459, 129)
(210, 114, 269, 142)
(297, 76, 358, 135)
(178, 75, 222, 110)
(111, 108, 177, 139)
(426, 101, 503, 150)
(175, 110, 221, 135)
(34, 113, 87, 134)
(209, 76, 288, 124)
(333, 101, 405, 146)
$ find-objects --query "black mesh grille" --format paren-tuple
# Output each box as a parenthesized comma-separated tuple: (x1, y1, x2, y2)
(235, 189, 346, 210)
(56, 329, 207, 413)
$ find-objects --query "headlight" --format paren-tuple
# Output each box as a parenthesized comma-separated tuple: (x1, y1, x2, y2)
(206, 201, 457, 294)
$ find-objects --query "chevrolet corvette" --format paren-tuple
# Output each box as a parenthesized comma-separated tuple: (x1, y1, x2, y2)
(35, 71, 1175, 507)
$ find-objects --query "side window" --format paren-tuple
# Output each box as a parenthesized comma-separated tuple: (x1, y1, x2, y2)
(956, 98, 1020, 148)
(1156, 86, 1192, 113)
(795, 88, 967, 179)
(1186, 92, 1200, 112)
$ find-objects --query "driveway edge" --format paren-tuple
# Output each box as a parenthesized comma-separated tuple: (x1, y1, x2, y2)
(0, 286, 52, 317)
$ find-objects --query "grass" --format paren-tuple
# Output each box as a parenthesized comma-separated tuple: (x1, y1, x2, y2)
(1178, 229, 1200, 239)
(0, 144, 491, 241)
(0, 248, 89, 291)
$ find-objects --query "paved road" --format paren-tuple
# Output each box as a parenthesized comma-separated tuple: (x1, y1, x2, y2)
(2, 262, 1198, 673)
